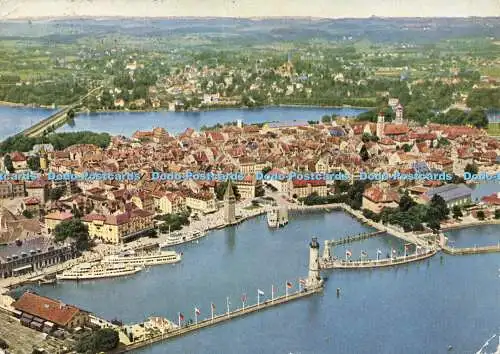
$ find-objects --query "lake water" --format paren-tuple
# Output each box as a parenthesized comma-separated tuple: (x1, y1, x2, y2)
(0, 106, 56, 140)
(20, 211, 500, 354)
(446, 224, 500, 248)
(54, 106, 368, 136)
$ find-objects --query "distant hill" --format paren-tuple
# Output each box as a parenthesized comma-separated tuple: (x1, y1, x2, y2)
(0, 17, 499, 45)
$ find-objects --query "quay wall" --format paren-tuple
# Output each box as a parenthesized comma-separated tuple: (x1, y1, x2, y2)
(320, 250, 437, 270)
(116, 288, 322, 353)
(441, 245, 500, 255)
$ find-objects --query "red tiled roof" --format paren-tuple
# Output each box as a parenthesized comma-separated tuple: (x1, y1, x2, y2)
(363, 186, 400, 203)
(384, 124, 409, 136)
(82, 213, 107, 222)
(44, 212, 73, 221)
(10, 151, 26, 162)
(482, 193, 500, 205)
(291, 179, 326, 188)
(13, 292, 85, 327)
(24, 197, 40, 206)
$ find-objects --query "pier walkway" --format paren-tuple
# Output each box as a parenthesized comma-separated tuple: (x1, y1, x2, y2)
(327, 231, 385, 247)
(116, 288, 322, 353)
(320, 249, 437, 269)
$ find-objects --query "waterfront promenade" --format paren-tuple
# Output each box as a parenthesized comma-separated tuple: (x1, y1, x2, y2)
(117, 287, 322, 353)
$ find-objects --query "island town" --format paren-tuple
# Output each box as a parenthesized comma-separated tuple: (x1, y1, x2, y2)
(0, 98, 498, 353)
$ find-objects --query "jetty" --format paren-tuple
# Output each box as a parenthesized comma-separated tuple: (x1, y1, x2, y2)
(116, 288, 321, 353)
(441, 244, 500, 255)
(320, 249, 437, 269)
(327, 231, 385, 247)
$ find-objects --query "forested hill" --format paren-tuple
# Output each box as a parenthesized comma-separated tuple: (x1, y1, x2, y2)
(0, 17, 499, 45)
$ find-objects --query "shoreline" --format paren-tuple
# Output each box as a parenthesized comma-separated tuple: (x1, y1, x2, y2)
(0, 101, 61, 109)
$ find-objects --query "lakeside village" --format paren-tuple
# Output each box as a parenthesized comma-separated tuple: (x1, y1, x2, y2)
(0, 106, 499, 352)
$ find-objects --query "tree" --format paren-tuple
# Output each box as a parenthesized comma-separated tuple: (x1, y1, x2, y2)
(467, 108, 488, 128)
(427, 218, 441, 234)
(494, 209, 500, 219)
(476, 210, 485, 220)
(76, 328, 119, 354)
(27, 156, 40, 171)
(464, 163, 478, 175)
(3, 154, 14, 173)
(49, 186, 66, 201)
(22, 209, 34, 219)
(54, 219, 89, 251)
(428, 194, 450, 221)
(399, 192, 416, 212)
(452, 205, 463, 220)
(321, 115, 331, 123)
(359, 145, 369, 162)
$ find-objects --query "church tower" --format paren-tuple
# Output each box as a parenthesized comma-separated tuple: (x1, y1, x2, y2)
(306, 237, 323, 289)
(394, 103, 404, 124)
(224, 179, 236, 224)
(39, 147, 48, 171)
(376, 112, 385, 138)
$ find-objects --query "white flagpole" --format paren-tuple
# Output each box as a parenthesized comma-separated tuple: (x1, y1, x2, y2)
(257, 290, 260, 306)
(195, 309, 198, 324)
(271, 285, 274, 301)
(178, 313, 181, 327)
(211, 304, 214, 321)
(285, 282, 288, 297)
(226, 297, 230, 316)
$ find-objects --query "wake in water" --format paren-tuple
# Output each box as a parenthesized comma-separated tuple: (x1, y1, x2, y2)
(475, 333, 499, 354)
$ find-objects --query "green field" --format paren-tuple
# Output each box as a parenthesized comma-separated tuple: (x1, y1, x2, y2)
(488, 122, 500, 136)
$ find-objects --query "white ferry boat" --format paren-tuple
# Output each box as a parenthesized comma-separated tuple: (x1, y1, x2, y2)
(102, 249, 182, 266)
(56, 262, 142, 280)
(160, 230, 206, 248)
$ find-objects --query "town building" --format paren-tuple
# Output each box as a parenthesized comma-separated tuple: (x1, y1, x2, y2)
(288, 179, 327, 199)
(234, 175, 258, 200)
(0, 181, 25, 199)
(185, 193, 217, 214)
(82, 209, 155, 244)
(13, 292, 90, 331)
(362, 186, 400, 214)
(44, 212, 73, 234)
(421, 184, 473, 208)
(0, 237, 77, 278)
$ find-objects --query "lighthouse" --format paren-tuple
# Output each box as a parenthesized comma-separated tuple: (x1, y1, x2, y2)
(306, 237, 323, 289)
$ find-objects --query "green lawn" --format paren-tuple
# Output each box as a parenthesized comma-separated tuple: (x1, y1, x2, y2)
(487, 123, 500, 136)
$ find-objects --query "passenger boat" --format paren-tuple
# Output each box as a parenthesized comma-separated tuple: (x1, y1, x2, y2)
(102, 249, 182, 266)
(160, 230, 206, 248)
(267, 207, 288, 228)
(56, 262, 142, 280)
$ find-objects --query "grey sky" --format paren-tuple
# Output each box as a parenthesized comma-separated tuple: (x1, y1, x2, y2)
(1, 0, 499, 19)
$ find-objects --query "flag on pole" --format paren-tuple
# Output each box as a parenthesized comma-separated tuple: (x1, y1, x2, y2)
(194, 307, 200, 324)
(258, 289, 265, 296)
(361, 250, 368, 257)
(210, 303, 215, 321)
(346, 250, 352, 257)
(377, 249, 382, 255)
(178, 312, 184, 327)
(299, 279, 306, 286)
(286, 282, 292, 288)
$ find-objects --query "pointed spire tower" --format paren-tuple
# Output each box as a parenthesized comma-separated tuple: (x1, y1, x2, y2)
(224, 179, 236, 224)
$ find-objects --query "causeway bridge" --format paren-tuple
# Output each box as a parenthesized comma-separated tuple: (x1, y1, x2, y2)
(20, 85, 103, 138)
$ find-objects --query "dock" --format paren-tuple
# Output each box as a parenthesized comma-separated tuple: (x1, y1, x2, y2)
(320, 249, 437, 269)
(116, 288, 322, 353)
(441, 244, 500, 255)
(328, 231, 385, 246)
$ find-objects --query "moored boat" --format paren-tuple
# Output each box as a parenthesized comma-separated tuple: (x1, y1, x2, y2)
(56, 262, 142, 280)
(102, 249, 181, 266)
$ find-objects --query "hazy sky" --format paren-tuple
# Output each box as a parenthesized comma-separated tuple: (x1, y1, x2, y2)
(1, 0, 499, 19)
